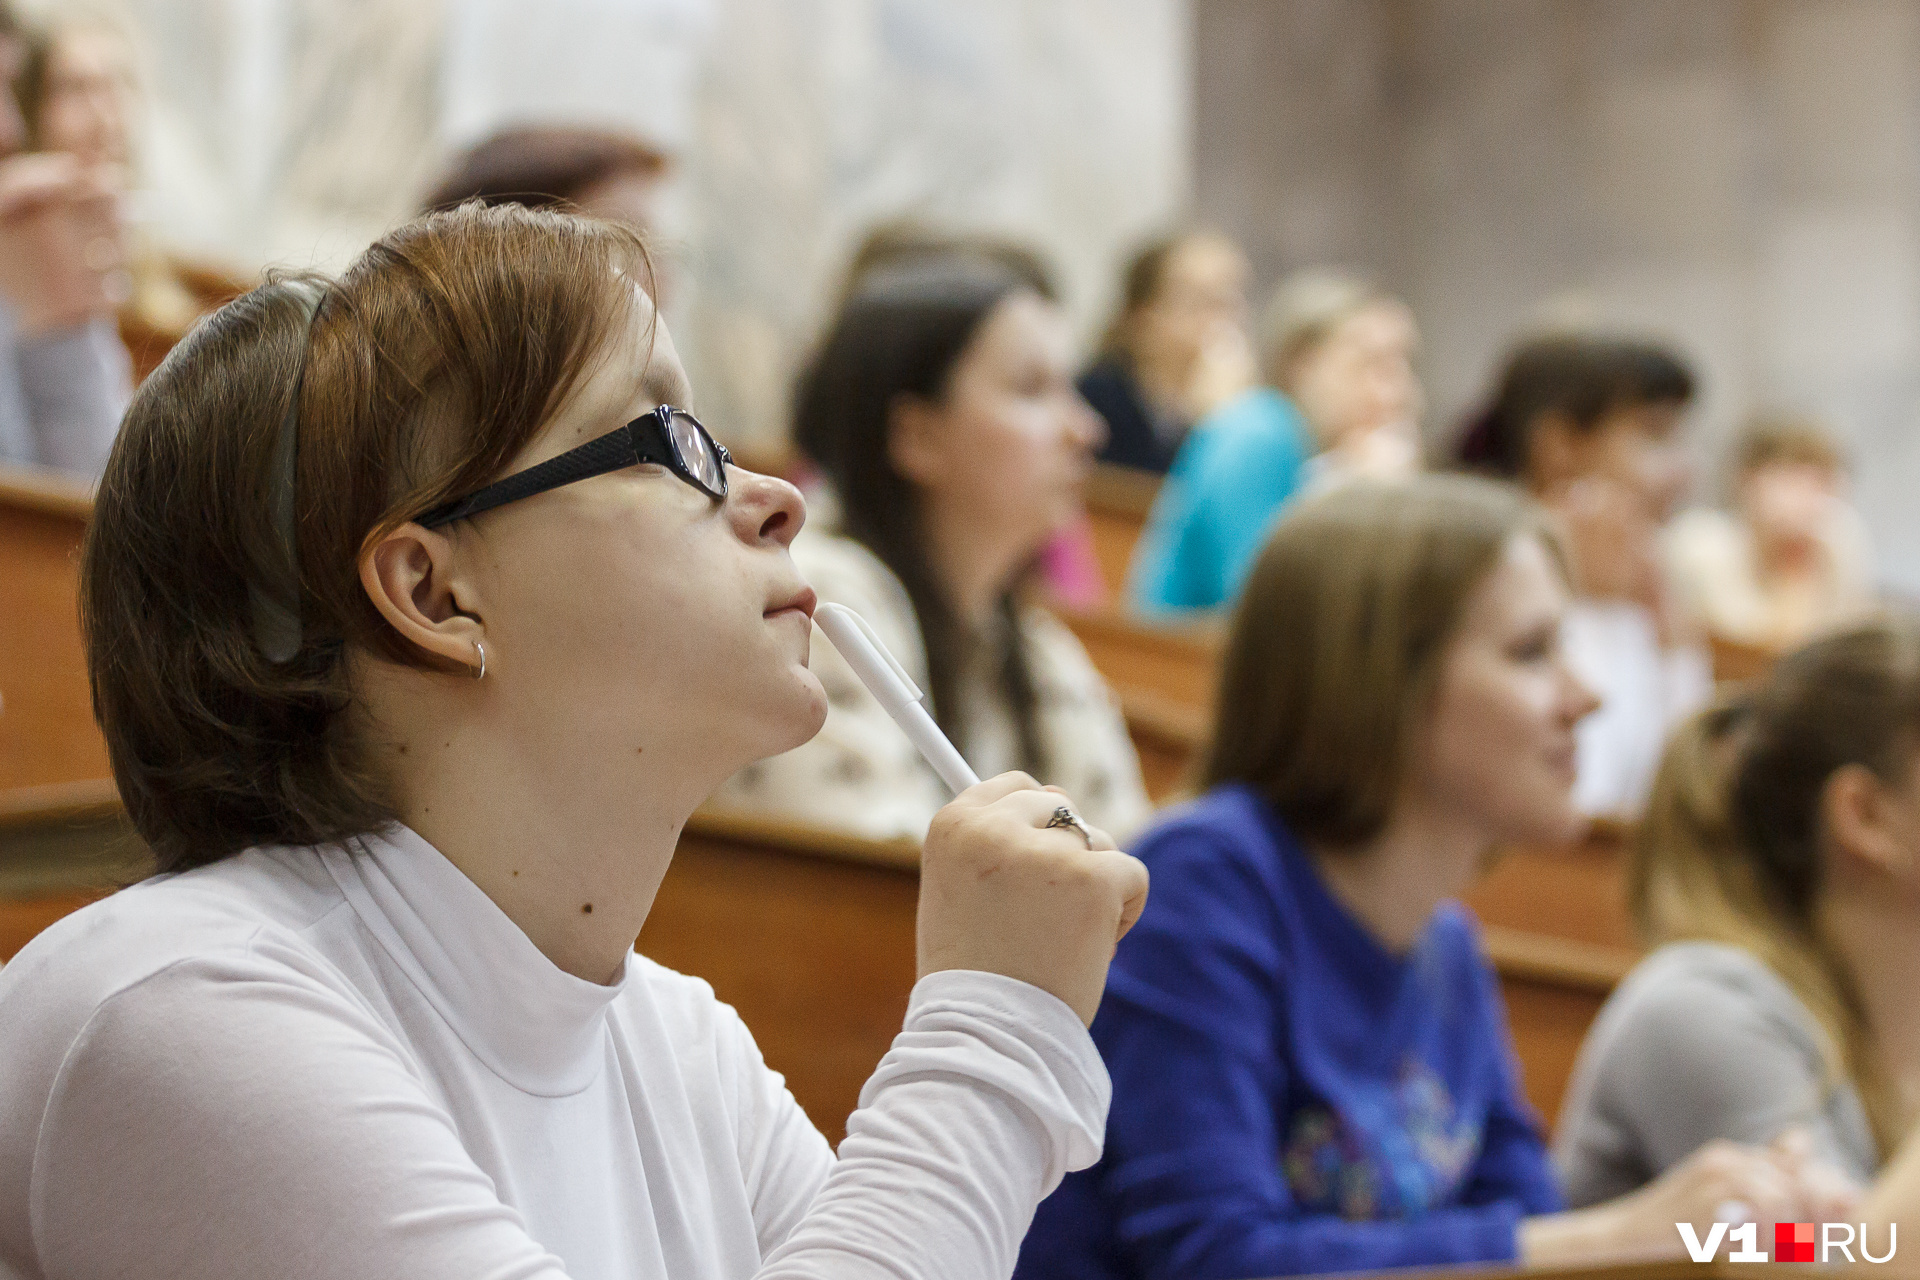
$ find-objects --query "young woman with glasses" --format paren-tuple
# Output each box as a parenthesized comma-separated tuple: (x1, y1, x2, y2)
(0, 202, 1148, 1279)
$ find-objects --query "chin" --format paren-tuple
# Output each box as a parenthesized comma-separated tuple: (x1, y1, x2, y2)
(755, 668, 830, 758)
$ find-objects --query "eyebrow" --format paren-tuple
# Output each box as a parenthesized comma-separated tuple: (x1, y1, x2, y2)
(636, 361, 692, 413)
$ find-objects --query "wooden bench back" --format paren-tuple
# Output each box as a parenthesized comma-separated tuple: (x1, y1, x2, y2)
(0, 467, 104, 793)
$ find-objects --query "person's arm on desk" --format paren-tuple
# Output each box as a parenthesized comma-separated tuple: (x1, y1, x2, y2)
(0, 153, 131, 476)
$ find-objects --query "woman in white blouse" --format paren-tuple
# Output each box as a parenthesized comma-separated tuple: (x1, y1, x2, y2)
(0, 203, 1148, 1279)
(713, 255, 1151, 842)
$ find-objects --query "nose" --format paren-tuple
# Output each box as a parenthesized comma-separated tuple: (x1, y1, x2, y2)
(1068, 390, 1107, 452)
(1558, 659, 1602, 725)
(725, 466, 807, 549)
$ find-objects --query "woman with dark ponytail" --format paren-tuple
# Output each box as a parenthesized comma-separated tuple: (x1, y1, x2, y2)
(711, 253, 1149, 841)
(1557, 620, 1920, 1224)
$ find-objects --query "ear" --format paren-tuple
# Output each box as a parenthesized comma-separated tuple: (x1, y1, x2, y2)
(886, 392, 948, 488)
(358, 522, 485, 670)
(1821, 763, 1914, 880)
(1528, 411, 1587, 495)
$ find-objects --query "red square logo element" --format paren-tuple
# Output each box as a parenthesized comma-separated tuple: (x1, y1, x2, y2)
(1775, 1222, 1816, 1262)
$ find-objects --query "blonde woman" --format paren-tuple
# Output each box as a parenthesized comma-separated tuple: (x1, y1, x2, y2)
(1557, 622, 1920, 1215)
(1126, 270, 1421, 615)
(1022, 476, 1827, 1280)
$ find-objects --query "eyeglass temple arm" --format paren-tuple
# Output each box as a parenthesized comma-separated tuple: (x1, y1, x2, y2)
(416, 428, 643, 529)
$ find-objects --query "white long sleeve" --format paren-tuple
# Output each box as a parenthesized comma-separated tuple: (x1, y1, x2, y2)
(0, 828, 1107, 1280)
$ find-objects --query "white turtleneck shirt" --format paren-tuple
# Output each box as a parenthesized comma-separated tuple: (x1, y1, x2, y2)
(0, 826, 1108, 1280)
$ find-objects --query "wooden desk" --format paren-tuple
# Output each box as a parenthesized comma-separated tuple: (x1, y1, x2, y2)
(0, 466, 104, 793)
(1061, 606, 1221, 714)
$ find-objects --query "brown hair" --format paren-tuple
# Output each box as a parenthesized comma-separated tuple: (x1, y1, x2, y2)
(1455, 334, 1695, 478)
(422, 127, 669, 216)
(1732, 414, 1845, 481)
(81, 202, 652, 874)
(1257, 270, 1394, 392)
(1202, 474, 1562, 849)
(1632, 621, 1920, 1157)
(837, 220, 1057, 306)
(1094, 229, 1234, 361)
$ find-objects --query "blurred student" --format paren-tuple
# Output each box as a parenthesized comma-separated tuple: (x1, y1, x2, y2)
(1079, 230, 1254, 474)
(1457, 334, 1707, 818)
(1558, 621, 1920, 1214)
(1018, 476, 1829, 1280)
(1128, 271, 1420, 615)
(711, 255, 1150, 840)
(424, 126, 668, 237)
(829, 222, 1107, 609)
(1667, 416, 1875, 655)
(20, 16, 207, 350)
(0, 5, 131, 475)
(0, 202, 1149, 1278)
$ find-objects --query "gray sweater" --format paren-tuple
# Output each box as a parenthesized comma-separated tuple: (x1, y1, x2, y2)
(0, 301, 131, 477)
(1553, 941, 1876, 1207)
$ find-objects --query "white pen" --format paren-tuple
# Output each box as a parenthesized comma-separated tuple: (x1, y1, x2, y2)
(814, 602, 981, 796)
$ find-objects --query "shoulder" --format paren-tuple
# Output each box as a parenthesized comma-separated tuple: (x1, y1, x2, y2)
(1, 848, 352, 1023)
(0, 850, 377, 1169)
(1616, 942, 1806, 1020)
(623, 953, 737, 1037)
(1014, 606, 1107, 688)
(619, 954, 772, 1091)
(1594, 942, 1828, 1062)
(1129, 787, 1292, 919)
(1185, 390, 1309, 467)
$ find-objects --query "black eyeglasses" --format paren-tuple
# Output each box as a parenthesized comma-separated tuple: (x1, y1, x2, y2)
(416, 405, 730, 529)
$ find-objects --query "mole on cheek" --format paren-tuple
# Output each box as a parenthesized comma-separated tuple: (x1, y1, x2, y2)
(582, 903, 594, 914)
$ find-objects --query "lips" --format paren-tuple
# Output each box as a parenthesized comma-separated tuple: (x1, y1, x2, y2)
(766, 585, 818, 621)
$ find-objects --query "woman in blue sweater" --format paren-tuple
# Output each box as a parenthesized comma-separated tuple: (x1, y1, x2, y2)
(1019, 475, 1829, 1279)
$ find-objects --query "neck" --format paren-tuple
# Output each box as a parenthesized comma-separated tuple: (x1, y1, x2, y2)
(356, 667, 716, 986)
(1823, 888, 1920, 1121)
(917, 497, 1031, 630)
(1309, 799, 1491, 953)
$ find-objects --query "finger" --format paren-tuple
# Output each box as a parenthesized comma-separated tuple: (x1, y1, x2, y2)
(1104, 852, 1151, 940)
(1769, 1125, 1813, 1165)
(990, 787, 1093, 827)
(953, 771, 1043, 807)
(1080, 821, 1118, 853)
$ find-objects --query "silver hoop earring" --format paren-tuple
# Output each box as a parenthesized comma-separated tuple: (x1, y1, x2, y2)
(472, 639, 487, 681)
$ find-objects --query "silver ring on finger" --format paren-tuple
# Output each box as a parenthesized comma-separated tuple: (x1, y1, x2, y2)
(1045, 805, 1093, 849)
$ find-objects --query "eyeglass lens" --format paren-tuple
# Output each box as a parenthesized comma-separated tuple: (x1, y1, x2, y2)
(668, 410, 724, 493)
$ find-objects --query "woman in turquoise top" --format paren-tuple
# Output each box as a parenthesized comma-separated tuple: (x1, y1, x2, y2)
(1129, 271, 1421, 615)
